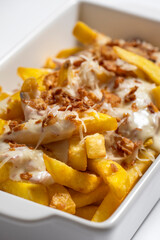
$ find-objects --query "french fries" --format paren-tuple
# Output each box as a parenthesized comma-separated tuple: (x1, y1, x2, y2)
(88, 159, 130, 200)
(44, 58, 56, 69)
(0, 92, 9, 101)
(114, 46, 160, 85)
(44, 154, 101, 193)
(68, 183, 108, 208)
(0, 92, 24, 120)
(0, 180, 49, 205)
(0, 163, 12, 184)
(79, 112, 118, 134)
(0, 21, 158, 224)
(68, 137, 87, 171)
(73, 21, 97, 45)
(76, 205, 98, 220)
(85, 134, 106, 159)
(48, 183, 76, 214)
(56, 47, 83, 58)
(92, 190, 121, 222)
(152, 86, 160, 109)
(58, 60, 71, 86)
(17, 67, 50, 81)
(0, 119, 7, 135)
(73, 21, 110, 45)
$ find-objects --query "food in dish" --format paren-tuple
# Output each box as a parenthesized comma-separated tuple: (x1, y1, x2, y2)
(0, 21, 160, 222)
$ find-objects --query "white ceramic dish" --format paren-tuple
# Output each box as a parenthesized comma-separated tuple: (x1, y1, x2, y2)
(0, 1, 160, 239)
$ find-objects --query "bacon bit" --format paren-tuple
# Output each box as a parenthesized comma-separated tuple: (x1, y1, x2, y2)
(147, 102, 158, 114)
(29, 146, 34, 150)
(73, 58, 85, 67)
(131, 160, 136, 166)
(65, 115, 77, 121)
(131, 102, 138, 112)
(49, 194, 66, 210)
(9, 148, 15, 151)
(9, 121, 25, 132)
(102, 60, 136, 77)
(102, 60, 117, 72)
(135, 128, 142, 131)
(42, 113, 56, 128)
(114, 76, 124, 88)
(107, 39, 125, 47)
(110, 163, 118, 172)
(116, 136, 136, 156)
(42, 87, 101, 112)
(27, 98, 47, 111)
(35, 119, 42, 124)
(121, 161, 128, 170)
(116, 117, 121, 122)
(9, 121, 19, 131)
(20, 172, 32, 181)
(58, 106, 67, 111)
(124, 86, 138, 103)
(43, 72, 59, 90)
(101, 45, 118, 60)
(9, 142, 26, 148)
(102, 90, 121, 107)
(13, 124, 25, 132)
(123, 113, 130, 118)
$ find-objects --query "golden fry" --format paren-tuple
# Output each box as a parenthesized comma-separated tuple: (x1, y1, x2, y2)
(0, 180, 49, 206)
(114, 46, 160, 85)
(85, 134, 106, 159)
(68, 137, 87, 171)
(76, 205, 98, 220)
(44, 154, 101, 193)
(48, 183, 76, 214)
(68, 183, 108, 208)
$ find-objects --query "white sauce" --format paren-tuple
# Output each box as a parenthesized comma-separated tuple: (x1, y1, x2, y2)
(0, 141, 54, 185)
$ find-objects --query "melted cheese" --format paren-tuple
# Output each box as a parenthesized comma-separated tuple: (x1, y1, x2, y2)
(0, 141, 54, 185)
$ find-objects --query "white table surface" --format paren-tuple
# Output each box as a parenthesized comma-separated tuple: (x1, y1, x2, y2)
(0, 0, 159, 239)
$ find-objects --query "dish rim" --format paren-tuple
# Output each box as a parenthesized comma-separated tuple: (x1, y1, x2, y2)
(0, 0, 160, 229)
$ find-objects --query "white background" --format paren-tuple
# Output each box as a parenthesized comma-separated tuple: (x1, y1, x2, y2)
(0, 0, 159, 239)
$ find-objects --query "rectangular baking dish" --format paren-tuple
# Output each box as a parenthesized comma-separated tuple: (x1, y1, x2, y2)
(0, 1, 160, 239)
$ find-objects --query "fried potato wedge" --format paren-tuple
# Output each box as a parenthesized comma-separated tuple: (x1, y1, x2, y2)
(79, 112, 118, 134)
(0, 92, 9, 101)
(114, 46, 160, 85)
(85, 133, 106, 159)
(127, 149, 155, 189)
(88, 159, 130, 200)
(127, 160, 152, 189)
(68, 137, 87, 171)
(152, 86, 160, 109)
(0, 92, 24, 120)
(21, 78, 39, 98)
(73, 21, 97, 45)
(0, 180, 49, 205)
(68, 183, 108, 208)
(76, 205, 98, 220)
(17, 67, 50, 81)
(44, 154, 101, 193)
(44, 57, 56, 69)
(5, 112, 117, 145)
(92, 190, 121, 222)
(48, 183, 76, 214)
(4, 117, 76, 145)
(73, 21, 110, 45)
(0, 119, 7, 135)
(0, 163, 12, 184)
(56, 47, 83, 58)
(58, 60, 71, 87)
(144, 138, 153, 148)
